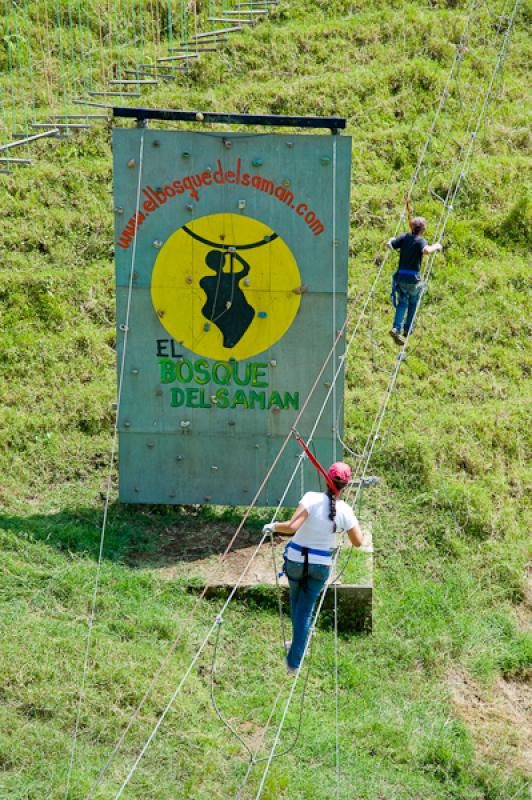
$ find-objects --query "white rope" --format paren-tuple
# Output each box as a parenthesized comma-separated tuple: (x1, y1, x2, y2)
(332, 134, 338, 464)
(98, 2, 505, 791)
(64, 131, 145, 799)
(101, 10, 481, 785)
(334, 581, 340, 800)
(253, 6, 521, 794)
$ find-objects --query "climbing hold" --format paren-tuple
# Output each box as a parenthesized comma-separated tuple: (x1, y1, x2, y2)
(252, 158, 263, 167)
(258, 311, 267, 319)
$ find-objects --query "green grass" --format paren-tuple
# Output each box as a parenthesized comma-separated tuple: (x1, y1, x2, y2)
(0, 0, 531, 798)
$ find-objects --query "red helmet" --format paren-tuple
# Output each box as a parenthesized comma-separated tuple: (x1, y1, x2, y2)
(328, 462, 351, 483)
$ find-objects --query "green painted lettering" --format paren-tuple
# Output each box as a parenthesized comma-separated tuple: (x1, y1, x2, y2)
(268, 390, 283, 409)
(248, 390, 266, 410)
(186, 388, 200, 408)
(198, 389, 211, 408)
(231, 389, 249, 409)
(176, 358, 193, 383)
(231, 361, 252, 387)
(160, 358, 176, 383)
(194, 358, 210, 385)
(284, 391, 299, 410)
(251, 363, 268, 388)
(170, 388, 185, 407)
(215, 388, 229, 408)
(213, 361, 232, 385)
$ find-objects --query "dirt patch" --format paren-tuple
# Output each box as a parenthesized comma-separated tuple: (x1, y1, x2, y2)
(131, 523, 373, 588)
(449, 669, 532, 776)
(514, 570, 532, 632)
(159, 538, 290, 587)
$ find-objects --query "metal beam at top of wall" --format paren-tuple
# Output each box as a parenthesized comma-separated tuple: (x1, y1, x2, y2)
(112, 107, 347, 132)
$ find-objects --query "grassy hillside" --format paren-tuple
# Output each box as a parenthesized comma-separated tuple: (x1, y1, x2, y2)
(0, 1, 530, 799)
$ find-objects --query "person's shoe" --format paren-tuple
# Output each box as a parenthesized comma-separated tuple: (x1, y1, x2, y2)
(390, 328, 405, 345)
(286, 663, 298, 676)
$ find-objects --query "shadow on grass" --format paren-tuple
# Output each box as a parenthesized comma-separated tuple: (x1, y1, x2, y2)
(0, 502, 267, 567)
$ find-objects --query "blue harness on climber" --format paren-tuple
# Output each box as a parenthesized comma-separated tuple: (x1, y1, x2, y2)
(278, 541, 333, 580)
(390, 269, 421, 307)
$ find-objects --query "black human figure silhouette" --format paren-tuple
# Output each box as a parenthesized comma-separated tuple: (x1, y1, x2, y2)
(199, 249, 255, 348)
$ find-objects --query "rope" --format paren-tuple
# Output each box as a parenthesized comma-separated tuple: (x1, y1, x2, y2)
(55, 1, 69, 116)
(269, 530, 289, 649)
(334, 580, 340, 800)
(233, 685, 285, 800)
(85, 321, 349, 800)
(332, 135, 338, 465)
(164, 14, 493, 774)
(252, 6, 521, 795)
(84, 2, 517, 794)
(63, 132, 146, 799)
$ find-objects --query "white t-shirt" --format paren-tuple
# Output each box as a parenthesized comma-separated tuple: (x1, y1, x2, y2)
(288, 491, 357, 566)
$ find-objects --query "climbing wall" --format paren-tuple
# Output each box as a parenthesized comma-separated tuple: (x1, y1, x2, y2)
(113, 126, 351, 506)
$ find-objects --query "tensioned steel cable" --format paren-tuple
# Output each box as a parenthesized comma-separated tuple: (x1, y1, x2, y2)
(253, 8, 521, 795)
(335, 0, 514, 587)
(208, 134, 342, 777)
(64, 132, 146, 799)
(97, 5, 486, 794)
(86, 3, 485, 793)
(85, 320, 349, 800)
(235, 0, 520, 788)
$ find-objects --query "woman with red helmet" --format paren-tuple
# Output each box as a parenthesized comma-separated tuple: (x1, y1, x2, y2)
(264, 462, 363, 674)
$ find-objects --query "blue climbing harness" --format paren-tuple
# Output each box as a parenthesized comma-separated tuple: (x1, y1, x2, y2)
(390, 269, 420, 308)
(279, 541, 333, 581)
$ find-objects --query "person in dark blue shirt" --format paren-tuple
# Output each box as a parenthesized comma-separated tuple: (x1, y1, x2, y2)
(387, 215, 442, 345)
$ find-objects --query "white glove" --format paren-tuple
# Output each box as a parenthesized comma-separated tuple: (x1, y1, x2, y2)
(262, 523, 276, 534)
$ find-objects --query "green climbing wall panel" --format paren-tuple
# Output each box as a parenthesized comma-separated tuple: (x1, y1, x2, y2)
(113, 126, 352, 506)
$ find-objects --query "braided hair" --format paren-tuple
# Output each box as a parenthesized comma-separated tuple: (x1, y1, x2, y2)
(327, 479, 347, 532)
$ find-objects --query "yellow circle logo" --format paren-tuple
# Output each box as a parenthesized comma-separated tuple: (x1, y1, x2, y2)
(151, 213, 302, 361)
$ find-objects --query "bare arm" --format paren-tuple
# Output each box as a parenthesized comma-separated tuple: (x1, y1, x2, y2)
(346, 519, 364, 548)
(272, 503, 309, 535)
(423, 242, 443, 255)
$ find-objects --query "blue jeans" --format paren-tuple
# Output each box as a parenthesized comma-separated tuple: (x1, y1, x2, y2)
(393, 281, 423, 335)
(285, 559, 330, 669)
